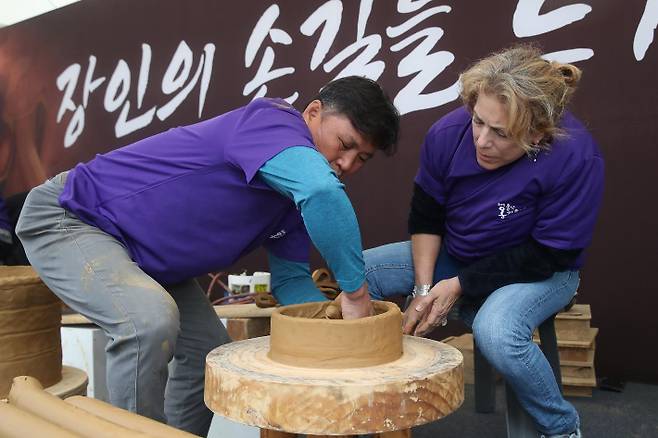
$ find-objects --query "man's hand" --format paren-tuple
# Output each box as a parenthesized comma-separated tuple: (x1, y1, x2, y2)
(339, 283, 374, 319)
(403, 277, 462, 336)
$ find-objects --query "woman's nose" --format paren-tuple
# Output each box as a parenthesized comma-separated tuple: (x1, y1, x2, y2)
(476, 129, 491, 148)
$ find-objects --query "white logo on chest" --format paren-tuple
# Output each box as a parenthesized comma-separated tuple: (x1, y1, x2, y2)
(269, 229, 287, 239)
(497, 202, 519, 219)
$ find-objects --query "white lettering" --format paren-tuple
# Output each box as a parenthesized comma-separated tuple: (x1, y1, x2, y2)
(634, 0, 658, 61)
(513, 0, 592, 37)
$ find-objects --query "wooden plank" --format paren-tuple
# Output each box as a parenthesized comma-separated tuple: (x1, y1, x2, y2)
(554, 319, 592, 340)
(214, 304, 276, 319)
(226, 318, 271, 341)
(534, 327, 598, 348)
(562, 375, 597, 387)
(555, 304, 591, 320)
(559, 344, 595, 365)
(61, 313, 93, 325)
(63, 304, 276, 325)
(563, 385, 593, 397)
(561, 365, 596, 380)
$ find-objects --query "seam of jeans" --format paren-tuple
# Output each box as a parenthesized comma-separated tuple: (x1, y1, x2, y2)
(364, 262, 413, 275)
(520, 271, 577, 433)
(62, 221, 141, 411)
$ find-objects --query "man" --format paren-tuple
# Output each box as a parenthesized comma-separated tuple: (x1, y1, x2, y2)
(17, 76, 400, 435)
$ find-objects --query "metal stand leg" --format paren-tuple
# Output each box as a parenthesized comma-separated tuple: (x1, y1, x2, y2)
(474, 341, 496, 413)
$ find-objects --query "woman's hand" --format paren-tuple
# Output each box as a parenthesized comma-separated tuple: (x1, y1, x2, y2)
(403, 277, 462, 336)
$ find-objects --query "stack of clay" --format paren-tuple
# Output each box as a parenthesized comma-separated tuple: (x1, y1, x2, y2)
(0, 376, 198, 437)
(534, 304, 598, 397)
(0, 266, 62, 398)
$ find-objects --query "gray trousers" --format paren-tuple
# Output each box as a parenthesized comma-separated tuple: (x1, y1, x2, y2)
(16, 172, 230, 436)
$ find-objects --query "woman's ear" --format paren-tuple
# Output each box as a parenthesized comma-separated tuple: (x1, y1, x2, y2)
(530, 131, 544, 146)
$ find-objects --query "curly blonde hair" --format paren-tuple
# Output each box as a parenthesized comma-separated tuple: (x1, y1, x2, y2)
(459, 44, 581, 153)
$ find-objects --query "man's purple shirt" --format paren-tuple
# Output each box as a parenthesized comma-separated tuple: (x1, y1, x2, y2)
(60, 98, 314, 283)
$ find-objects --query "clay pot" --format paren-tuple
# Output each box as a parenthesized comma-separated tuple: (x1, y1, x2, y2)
(268, 300, 403, 368)
(0, 266, 62, 398)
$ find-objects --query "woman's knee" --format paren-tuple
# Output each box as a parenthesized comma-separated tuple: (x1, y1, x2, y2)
(472, 310, 531, 361)
(363, 241, 413, 298)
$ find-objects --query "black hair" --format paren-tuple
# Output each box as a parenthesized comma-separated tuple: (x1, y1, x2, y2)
(311, 76, 400, 156)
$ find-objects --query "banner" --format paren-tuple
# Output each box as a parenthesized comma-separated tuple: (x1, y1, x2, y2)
(1, 0, 657, 382)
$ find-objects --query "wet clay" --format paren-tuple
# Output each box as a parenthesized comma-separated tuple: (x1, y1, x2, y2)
(268, 300, 403, 368)
(0, 266, 62, 397)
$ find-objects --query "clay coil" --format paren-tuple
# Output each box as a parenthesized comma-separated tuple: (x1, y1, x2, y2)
(0, 402, 82, 438)
(8, 376, 151, 438)
(65, 396, 199, 437)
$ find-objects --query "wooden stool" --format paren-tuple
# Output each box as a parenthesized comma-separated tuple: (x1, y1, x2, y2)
(205, 335, 463, 437)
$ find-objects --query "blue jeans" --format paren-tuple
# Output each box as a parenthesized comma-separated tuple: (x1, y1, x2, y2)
(16, 172, 230, 436)
(364, 241, 580, 435)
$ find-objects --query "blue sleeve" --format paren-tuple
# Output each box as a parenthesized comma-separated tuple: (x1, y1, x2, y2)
(257, 146, 365, 293)
(268, 252, 328, 305)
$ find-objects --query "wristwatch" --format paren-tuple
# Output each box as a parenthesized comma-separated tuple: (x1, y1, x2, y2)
(412, 284, 432, 298)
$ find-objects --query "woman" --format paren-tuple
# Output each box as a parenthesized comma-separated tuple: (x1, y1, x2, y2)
(364, 46, 603, 437)
(17, 76, 399, 435)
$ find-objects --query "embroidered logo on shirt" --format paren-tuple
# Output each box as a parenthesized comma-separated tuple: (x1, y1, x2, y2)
(497, 202, 519, 219)
(269, 229, 287, 239)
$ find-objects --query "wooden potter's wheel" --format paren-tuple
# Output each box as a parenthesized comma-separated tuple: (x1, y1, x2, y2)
(205, 301, 464, 435)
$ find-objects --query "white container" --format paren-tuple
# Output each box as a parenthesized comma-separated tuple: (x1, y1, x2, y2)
(228, 274, 252, 295)
(250, 272, 271, 293)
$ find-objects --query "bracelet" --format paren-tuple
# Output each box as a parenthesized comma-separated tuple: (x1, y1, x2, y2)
(412, 284, 432, 298)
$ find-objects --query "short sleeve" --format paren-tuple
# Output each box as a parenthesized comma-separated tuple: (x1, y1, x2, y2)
(414, 121, 457, 205)
(413, 107, 472, 205)
(226, 99, 315, 183)
(532, 153, 604, 250)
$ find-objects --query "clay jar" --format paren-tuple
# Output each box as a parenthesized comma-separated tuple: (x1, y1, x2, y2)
(0, 266, 62, 398)
(268, 301, 403, 368)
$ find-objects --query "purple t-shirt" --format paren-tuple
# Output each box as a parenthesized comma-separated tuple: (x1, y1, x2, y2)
(415, 106, 604, 268)
(60, 98, 314, 283)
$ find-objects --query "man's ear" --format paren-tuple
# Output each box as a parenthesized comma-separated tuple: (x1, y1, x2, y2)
(302, 99, 322, 124)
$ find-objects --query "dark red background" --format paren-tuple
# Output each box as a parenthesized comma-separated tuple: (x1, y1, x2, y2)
(1, 1, 656, 383)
